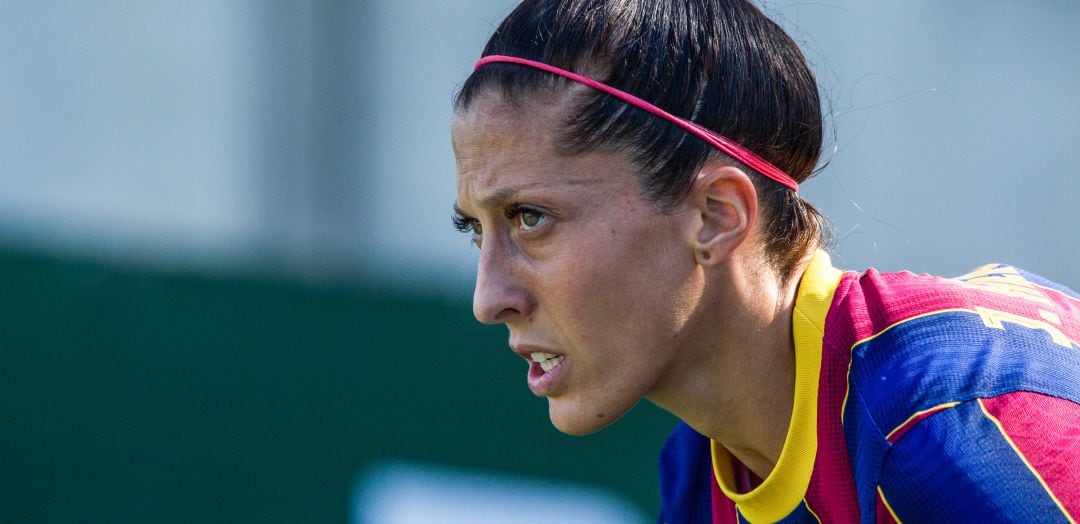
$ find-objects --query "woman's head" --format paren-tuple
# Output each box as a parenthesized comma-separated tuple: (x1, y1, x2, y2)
(456, 0, 826, 279)
(454, 90, 710, 434)
(452, 0, 827, 434)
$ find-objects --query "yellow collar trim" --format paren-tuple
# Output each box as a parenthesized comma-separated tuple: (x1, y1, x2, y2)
(710, 250, 843, 522)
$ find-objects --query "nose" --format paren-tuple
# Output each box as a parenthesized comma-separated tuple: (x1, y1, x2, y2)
(472, 241, 533, 324)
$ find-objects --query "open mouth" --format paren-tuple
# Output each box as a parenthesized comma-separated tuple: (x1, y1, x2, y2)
(530, 352, 564, 373)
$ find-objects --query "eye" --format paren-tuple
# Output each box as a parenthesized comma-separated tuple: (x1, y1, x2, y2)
(518, 208, 546, 230)
(452, 209, 483, 246)
(506, 205, 547, 232)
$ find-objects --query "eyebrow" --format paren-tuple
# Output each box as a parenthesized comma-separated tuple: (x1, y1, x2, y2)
(474, 184, 542, 209)
(452, 188, 519, 220)
(453, 184, 543, 218)
(461, 176, 605, 215)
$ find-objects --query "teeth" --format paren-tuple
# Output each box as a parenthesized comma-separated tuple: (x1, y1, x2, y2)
(529, 352, 565, 371)
(539, 355, 564, 373)
(529, 352, 564, 373)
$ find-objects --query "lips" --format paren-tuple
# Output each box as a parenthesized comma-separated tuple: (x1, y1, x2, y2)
(511, 345, 567, 397)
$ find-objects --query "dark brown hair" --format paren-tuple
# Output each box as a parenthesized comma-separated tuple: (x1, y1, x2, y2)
(456, 0, 827, 280)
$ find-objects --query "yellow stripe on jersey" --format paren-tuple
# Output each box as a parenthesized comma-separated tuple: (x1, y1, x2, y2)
(884, 401, 961, 442)
(839, 308, 970, 424)
(711, 251, 843, 523)
(877, 486, 903, 523)
(977, 399, 1078, 524)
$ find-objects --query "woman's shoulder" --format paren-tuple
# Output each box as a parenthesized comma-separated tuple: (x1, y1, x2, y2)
(832, 262, 1080, 441)
(656, 423, 715, 524)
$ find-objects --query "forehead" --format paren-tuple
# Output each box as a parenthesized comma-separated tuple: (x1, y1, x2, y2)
(452, 90, 564, 175)
(452, 90, 625, 209)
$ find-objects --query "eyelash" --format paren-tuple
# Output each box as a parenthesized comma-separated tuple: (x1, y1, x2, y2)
(504, 204, 532, 221)
(451, 212, 476, 234)
(452, 204, 547, 245)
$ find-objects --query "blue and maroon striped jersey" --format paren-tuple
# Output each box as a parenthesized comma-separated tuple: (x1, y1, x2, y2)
(658, 251, 1080, 523)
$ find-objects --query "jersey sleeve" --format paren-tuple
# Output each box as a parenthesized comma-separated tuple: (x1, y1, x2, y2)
(874, 391, 1080, 523)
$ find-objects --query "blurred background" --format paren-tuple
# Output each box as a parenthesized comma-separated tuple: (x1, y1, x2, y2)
(2, 1, 1077, 522)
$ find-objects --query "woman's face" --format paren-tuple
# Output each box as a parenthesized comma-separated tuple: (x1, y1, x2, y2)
(452, 91, 704, 435)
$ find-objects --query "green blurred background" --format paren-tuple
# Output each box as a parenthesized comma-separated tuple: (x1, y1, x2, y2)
(1, 247, 675, 522)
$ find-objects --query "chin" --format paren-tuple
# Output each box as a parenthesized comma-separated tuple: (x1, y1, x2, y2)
(547, 399, 624, 436)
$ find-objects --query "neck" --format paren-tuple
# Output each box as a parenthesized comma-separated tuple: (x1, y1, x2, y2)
(647, 247, 809, 479)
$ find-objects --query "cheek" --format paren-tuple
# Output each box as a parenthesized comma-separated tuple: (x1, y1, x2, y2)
(542, 212, 697, 346)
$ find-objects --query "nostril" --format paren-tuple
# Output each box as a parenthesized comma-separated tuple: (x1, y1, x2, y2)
(473, 285, 532, 325)
(493, 307, 521, 323)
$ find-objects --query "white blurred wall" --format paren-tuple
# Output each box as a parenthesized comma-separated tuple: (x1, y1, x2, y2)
(1, 0, 1077, 291)
(779, 1, 1080, 281)
(0, 2, 265, 266)
(351, 461, 650, 524)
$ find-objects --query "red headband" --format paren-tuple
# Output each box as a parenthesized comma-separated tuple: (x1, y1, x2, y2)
(474, 55, 799, 192)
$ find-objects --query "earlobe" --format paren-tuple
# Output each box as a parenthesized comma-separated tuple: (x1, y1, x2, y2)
(687, 164, 757, 266)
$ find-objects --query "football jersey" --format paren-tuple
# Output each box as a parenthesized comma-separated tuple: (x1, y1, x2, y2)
(658, 251, 1080, 523)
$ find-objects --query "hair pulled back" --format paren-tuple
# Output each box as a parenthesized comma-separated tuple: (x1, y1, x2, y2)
(456, 0, 827, 280)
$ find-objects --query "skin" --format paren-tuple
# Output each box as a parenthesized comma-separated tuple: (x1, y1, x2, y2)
(452, 88, 809, 479)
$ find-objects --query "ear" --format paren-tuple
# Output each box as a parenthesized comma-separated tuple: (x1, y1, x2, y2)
(685, 163, 758, 266)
